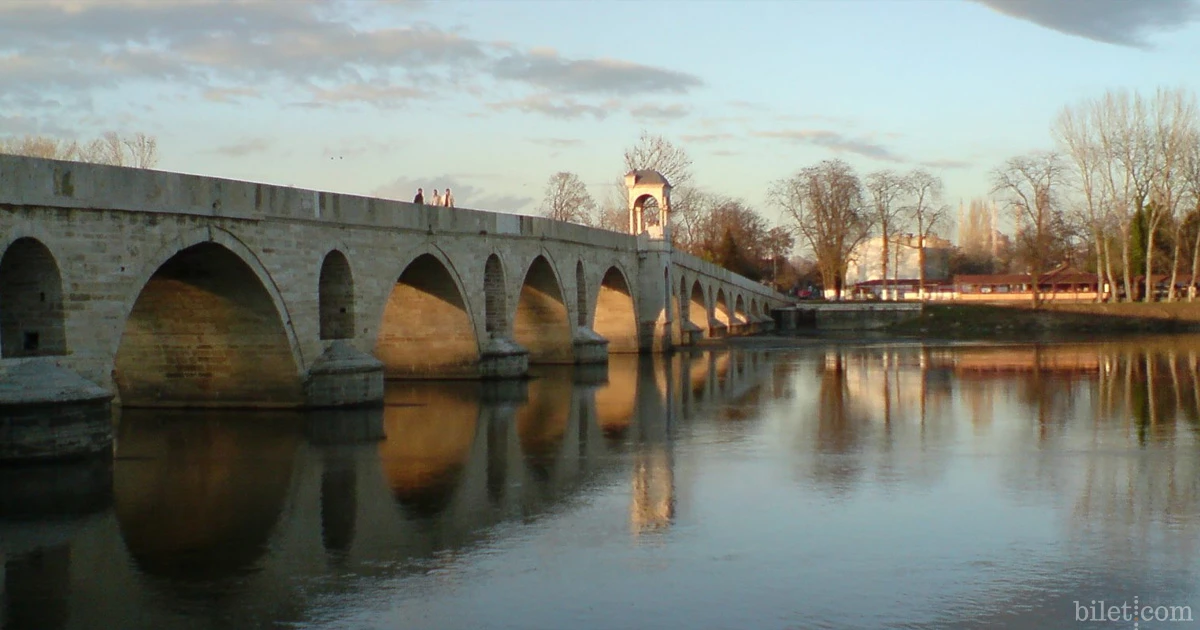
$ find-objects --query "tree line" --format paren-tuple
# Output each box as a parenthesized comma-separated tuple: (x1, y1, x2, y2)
(1039, 87, 1200, 304)
(0, 132, 159, 168)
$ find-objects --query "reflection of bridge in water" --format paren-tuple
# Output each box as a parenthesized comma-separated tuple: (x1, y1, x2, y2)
(0, 348, 773, 629)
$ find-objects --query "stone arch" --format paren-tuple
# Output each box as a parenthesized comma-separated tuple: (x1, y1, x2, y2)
(376, 252, 479, 378)
(514, 254, 572, 363)
(734, 294, 747, 325)
(594, 265, 638, 353)
(115, 241, 304, 407)
(0, 237, 66, 357)
(575, 260, 587, 327)
(688, 280, 708, 333)
(751, 298, 759, 318)
(318, 250, 354, 340)
(118, 227, 303, 369)
(484, 254, 507, 337)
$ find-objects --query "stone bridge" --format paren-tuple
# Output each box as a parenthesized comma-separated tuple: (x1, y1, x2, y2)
(0, 155, 787, 458)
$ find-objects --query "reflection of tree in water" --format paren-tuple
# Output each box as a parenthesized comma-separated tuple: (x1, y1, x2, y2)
(1066, 341, 1200, 564)
(811, 352, 868, 489)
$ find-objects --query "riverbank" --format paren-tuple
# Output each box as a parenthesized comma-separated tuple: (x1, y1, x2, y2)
(884, 302, 1200, 340)
(717, 302, 1200, 349)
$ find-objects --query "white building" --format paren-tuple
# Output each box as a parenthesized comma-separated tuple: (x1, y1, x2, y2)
(845, 234, 952, 288)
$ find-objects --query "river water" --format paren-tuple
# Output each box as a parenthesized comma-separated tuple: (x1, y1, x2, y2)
(3, 337, 1200, 629)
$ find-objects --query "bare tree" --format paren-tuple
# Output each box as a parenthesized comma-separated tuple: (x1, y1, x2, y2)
(902, 169, 949, 299)
(1093, 90, 1156, 301)
(1056, 102, 1117, 301)
(1184, 129, 1200, 300)
(770, 159, 870, 299)
(595, 176, 630, 232)
(622, 130, 700, 245)
(539, 171, 596, 225)
(864, 170, 908, 299)
(1150, 88, 1198, 302)
(992, 152, 1067, 308)
(1, 131, 159, 168)
(122, 132, 159, 168)
(623, 129, 693, 188)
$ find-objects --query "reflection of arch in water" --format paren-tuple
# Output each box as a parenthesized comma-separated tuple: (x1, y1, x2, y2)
(378, 382, 480, 520)
(517, 370, 573, 482)
(113, 410, 301, 582)
(595, 354, 640, 440)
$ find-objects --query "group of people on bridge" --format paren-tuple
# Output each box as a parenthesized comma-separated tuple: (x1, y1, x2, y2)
(413, 187, 455, 208)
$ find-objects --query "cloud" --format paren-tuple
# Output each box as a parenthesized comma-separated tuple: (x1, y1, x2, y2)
(973, 0, 1200, 47)
(0, 0, 701, 120)
(305, 82, 425, 108)
(681, 133, 735, 144)
(629, 103, 690, 120)
(211, 137, 272, 157)
(919, 158, 974, 170)
(203, 87, 262, 103)
(752, 129, 904, 162)
(529, 138, 584, 148)
(373, 175, 536, 213)
(491, 48, 703, 96)
(489, 94, 615, 120)
(321, 137, 404, 160)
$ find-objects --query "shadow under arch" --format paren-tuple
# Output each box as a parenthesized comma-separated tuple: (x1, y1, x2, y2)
(734, 294, 747, 326)
(113, 409, 302, 583)
(484, 254, 508, 337)
(114, 241, 304, 407)
(688, 280, 708, 335)
(378, 382, 481, 520)
(514, 254, 573, 363)
(715, 289, 731, 327)
(319, 249, 355, 340)
(0, 236, 67, 358)
(376, 252, 479, 378)
(594, 265, 638, 353)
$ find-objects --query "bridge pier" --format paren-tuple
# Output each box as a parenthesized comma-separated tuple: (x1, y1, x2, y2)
(304, 341, 385, 408)
(478, 337, 530, 379)
(0, 360, 113, 462)
(572, 327, 609, 364)
(678, 321, 703, 346)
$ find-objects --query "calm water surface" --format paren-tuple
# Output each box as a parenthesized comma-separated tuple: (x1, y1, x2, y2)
(4, 338, 1200, 629)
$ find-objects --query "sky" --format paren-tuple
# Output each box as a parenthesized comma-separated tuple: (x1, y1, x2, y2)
(2, 0, 1199, 233)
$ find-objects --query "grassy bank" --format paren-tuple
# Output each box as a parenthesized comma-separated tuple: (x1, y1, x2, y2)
(885, 302, 1200, 340)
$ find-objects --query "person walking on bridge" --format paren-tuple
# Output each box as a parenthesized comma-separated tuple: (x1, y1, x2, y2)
(431, 189, 443, 207)
(443, 187, 455, 208)
(413, 188, 424, 204)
